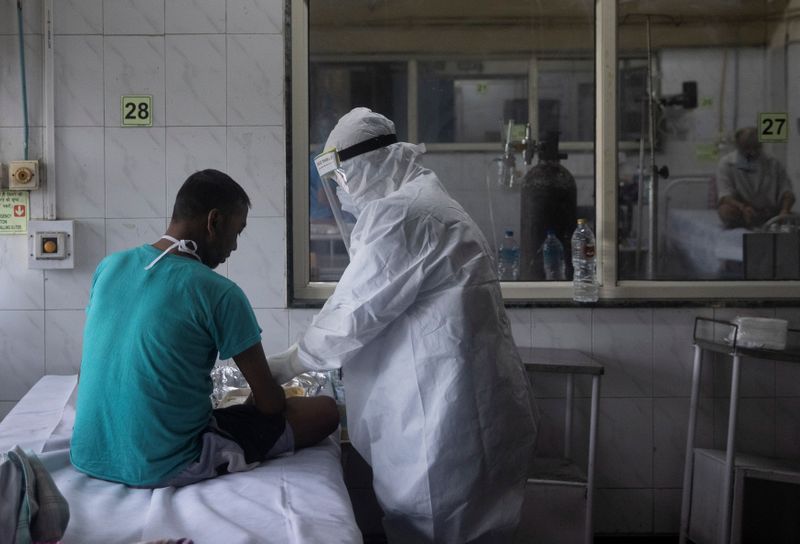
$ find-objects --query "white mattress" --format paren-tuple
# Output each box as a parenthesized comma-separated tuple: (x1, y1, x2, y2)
(666, 208, 747, 277)
(0, 375, 362, 544)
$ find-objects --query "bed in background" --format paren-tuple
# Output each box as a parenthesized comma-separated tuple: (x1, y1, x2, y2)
(0, 375, 362, 544)
(662, 176, 748, 279)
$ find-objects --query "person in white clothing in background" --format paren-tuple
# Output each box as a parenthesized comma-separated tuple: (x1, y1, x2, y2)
(270, 107, 538, 543)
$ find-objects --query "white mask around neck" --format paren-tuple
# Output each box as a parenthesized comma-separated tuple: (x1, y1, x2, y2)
(144, 235, 202, 270)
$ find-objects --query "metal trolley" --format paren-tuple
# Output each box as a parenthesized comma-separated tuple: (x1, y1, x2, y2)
(680, 317, 800, 544)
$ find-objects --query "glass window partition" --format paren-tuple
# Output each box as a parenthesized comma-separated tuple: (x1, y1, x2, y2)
(617, 1, 799, 282)
(306, 0, 596, 283)
(294, 0, 800, 302)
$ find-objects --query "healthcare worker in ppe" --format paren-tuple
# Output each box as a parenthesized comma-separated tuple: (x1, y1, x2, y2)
(269, 107, 538, 543)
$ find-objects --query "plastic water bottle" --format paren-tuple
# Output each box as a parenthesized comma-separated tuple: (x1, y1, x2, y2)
(571, 219, 599, 302)
(497, 229, 520, 281)
(541, 229, 566, 280)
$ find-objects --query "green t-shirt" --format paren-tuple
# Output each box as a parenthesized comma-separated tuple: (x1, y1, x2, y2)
(70, 245, 262, 486)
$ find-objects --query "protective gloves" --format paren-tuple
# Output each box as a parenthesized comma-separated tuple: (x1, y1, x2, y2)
(267, 343, 306, 385)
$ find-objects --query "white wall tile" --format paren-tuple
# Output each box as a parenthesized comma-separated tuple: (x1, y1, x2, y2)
(596, 398, 653, 488)
(0, 0, 42, 35)
(529, 371, 570, 400)
(55, 35, 104, 126)
(531, 308, 594, 398)
(45, 309, 85, 375)
(0, 35, 43, 127)
(227, 0, 283, 34)
(227, 216, 285, 308)
(0, 310, 45, 401)
(165, 35, 226, 126)
(0, 235, 44, 310)
(55, 0, 103, 34)
(653, 397, 714, 488)
(105, 128, 167, 218)
(533, 397, 568, 458)
(775, 360, 800, 396)
(713, 397, 776, 457)
(104, 36, 165, 127)
(227, 34, 283, 126)
(288, 308, 318, 343)
(0, 127, 42, 165)
(106, 218, 165, 255)
(712, 351, 776, 399)
(652, 308, 713, 398)
(775, 307, 800, 328)
(774, 308, 800, 396)
(227, 126, 285, 217)
(654, 488, 681, 534)
(165, 0, 225, 34)
(594, 489, 653, 534)
(776, 397, 800, 459)
(166, 127, 227, 204)
(252, 308, 289, 354)
(45, 219, 105, 310)
(532, 308, 592, 351)
(103, 0, 164, 35)
(593, 308, 653, 397)
(55, 127, 105, 218)
(506, 308, 531, 347)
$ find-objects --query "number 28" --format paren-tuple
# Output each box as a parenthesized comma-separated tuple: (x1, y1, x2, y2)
(124, 101, 150, 120)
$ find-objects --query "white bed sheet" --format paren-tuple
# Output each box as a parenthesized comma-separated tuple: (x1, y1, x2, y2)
(0, 375, 362, 544)
(666, 208, 747, 277)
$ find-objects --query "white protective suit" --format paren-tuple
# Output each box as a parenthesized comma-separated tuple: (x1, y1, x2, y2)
(287, 108, 537, 543)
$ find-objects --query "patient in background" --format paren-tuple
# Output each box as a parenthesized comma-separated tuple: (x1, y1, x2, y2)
(716, 126, 795, 229)
(70, 169, 338, 488)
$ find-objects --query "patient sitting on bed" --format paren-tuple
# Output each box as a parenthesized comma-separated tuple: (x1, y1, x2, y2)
(716, 126, 795, 229)
(70, 169, 339, 488)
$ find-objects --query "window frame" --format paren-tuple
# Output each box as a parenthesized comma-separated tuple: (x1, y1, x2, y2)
(289, 0, 800, 304)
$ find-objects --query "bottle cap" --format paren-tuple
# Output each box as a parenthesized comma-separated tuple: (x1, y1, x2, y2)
(504, 229, 514, 236)
(577, 218, 587, 224)
(546, 228, 555, 235)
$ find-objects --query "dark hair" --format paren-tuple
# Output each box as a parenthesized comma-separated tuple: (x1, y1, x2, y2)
(171, 169, 251, 221)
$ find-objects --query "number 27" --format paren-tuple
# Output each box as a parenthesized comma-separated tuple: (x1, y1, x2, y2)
(762, 118, 785, 135)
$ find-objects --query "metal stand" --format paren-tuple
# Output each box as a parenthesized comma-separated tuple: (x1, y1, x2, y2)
(679, 317, 800, 544)
(516, 347, 604, 544)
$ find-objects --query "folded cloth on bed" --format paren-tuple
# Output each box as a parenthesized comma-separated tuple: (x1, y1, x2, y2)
(0, 446, 70, 544)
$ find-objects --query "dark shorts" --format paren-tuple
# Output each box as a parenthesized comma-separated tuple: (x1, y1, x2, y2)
(156, 405, 294, 488)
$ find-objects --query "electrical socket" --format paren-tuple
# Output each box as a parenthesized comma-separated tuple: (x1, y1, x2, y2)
(9, 159, 40, 190)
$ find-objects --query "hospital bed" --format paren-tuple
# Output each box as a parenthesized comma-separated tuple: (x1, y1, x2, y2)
(661, 176, 748, 279)
(0, 375, 362, 544)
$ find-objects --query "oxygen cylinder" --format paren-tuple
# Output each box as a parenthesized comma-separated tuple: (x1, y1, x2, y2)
(520, 132, 577, 280)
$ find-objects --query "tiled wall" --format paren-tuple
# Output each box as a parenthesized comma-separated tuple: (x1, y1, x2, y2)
(0, 0, 289, 405)
(1, 0, 800, 536)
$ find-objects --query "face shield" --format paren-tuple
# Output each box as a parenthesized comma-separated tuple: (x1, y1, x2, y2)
(313, 133, 399, 254)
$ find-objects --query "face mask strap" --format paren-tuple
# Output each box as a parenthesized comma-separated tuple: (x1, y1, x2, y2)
(337, 133, 397, 162)
(144, 235, 202, 270)
(314, 133, 398, 184)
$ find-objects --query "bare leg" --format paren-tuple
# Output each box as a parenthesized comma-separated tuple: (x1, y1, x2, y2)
(285, 395, 340, 449)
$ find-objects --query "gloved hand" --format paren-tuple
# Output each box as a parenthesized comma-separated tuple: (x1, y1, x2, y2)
(267, 343, 305, 385)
